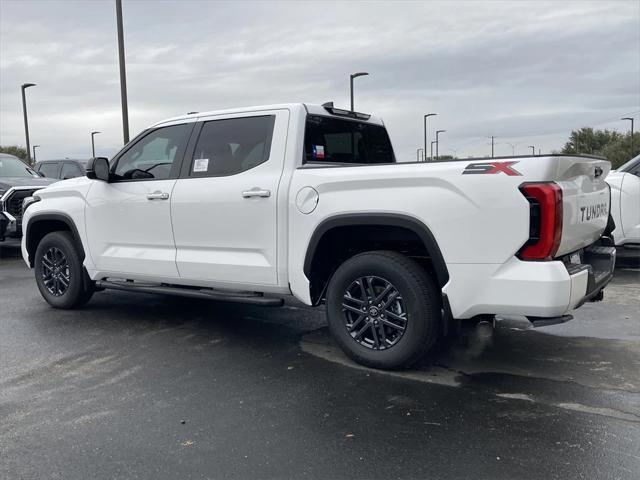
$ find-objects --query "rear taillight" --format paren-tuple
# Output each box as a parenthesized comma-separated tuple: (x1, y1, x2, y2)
(518, 183, 563, 261)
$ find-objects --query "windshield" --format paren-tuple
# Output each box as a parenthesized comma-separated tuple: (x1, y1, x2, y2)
(617, 154, 640, 173)
(0, 156, 40, 177)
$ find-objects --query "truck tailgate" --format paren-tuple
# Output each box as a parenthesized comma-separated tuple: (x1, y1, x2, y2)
(553, 157, 611, 256)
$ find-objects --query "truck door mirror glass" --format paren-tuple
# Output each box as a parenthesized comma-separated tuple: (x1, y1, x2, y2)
(86, 157, 110, 182)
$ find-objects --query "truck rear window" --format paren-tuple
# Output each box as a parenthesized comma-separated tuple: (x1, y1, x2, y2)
(304, 115, 395, 164)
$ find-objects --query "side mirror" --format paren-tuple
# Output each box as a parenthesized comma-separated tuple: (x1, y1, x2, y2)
(86, 157, 110, 182)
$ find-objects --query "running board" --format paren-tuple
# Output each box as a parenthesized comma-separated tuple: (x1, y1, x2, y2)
(95, 280, 284, 307)
(528, 314, 573, 328)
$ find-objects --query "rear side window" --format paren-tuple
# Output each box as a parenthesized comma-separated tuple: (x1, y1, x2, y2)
(190, 115, 275, 177)
(304, 115, 394, 164)
(38, 162, 60, 178)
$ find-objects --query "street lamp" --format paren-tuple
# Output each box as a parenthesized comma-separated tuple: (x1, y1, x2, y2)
(435, 130, 446, 160)
(488, 136, 496, 158)
(416, 148, 424, 162)
(21, 83, 36, 165)
(91, 131, 101, 158)
(622, 117, 635, 153)
(424, 113, 437, 161)
(116, 0, 130, 144)
(430, 141, 437, 161)
(349, 72, 369, 111)
(528, 145, 535, 155)
(32, 145, 40, 162)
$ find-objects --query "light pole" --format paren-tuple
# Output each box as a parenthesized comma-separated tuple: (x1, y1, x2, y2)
(424, 113, 437, 161)
(506, 142, 518, 156)
(489, 136, 495, 158)
(21, 83, 36, 165)
(416, 148, 424, 162)
(430, 141, 436, 161)
(528, 145, 535, 155)
(435, 130, 446, 160)
(622, 117, 634, 153)
(32, 145, 40, 162)
(116, 0, 130, 144)
(349, 72, 369, 111)
(91, 131, 101, 158)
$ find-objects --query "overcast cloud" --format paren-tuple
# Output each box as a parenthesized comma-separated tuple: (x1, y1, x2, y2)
(0, 0, 638, 161)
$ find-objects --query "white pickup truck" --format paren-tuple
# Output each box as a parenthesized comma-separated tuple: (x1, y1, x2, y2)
(21, 103, 616, 369)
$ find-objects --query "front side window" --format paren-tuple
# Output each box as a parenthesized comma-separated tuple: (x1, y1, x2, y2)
(113, 124, 190, 181)
(190, 115, 275, 177)
(38, 162, 61, 178)
(304, 115, 395, 164)
(61, 162, 83, 179)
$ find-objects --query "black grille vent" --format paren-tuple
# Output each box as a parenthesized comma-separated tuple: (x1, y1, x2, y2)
(4, 189, 37, 219)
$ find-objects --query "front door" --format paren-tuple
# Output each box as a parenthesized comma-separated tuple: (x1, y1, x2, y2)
(171, 110, 289, 287)
(85, 122, 194, 278)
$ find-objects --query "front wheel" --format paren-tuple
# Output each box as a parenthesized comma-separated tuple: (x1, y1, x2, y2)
(34, 231, 94, 309)
(325, 251, 442, 369)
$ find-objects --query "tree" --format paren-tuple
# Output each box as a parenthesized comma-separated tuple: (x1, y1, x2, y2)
(0, 145, 28, 160)
(561, 128, 621, 155)
(561, 128, 639, 169)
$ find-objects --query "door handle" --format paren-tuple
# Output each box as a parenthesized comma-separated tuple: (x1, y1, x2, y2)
(242, 188, 271, 198)
(147, 191, 169, 200)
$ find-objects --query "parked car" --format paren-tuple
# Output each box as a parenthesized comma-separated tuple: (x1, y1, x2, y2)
(35, 159, 88, 180)
(20, 103, 615, 369)
(607, 154, 640, 262)
(0, 153, 56, 242)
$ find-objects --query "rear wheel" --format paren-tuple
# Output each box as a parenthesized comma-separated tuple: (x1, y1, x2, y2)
(326, 251, 441, 369)
(34, 231, 94, 309)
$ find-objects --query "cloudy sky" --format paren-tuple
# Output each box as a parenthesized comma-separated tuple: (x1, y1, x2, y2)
(1, 0, 639, 161)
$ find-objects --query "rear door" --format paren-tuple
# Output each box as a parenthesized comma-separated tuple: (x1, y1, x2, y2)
(171, 109, 289, 286)
(85, 121, 194, 278)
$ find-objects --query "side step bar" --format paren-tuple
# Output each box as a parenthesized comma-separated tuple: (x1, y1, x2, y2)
(95, 280, 284, 307)
(528, 314, 573, 328)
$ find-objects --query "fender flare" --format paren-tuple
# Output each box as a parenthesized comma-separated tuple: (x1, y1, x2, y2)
(303, 213, 449, 288)
(25, 212, 85, 264)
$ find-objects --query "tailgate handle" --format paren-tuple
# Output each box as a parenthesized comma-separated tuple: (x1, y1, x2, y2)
(594, 166, 603, 178)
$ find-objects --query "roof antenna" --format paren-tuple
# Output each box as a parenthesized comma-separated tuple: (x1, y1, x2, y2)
(321, 101, 334, 109)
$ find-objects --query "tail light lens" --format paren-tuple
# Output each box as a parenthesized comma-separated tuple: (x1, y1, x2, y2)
(518, 183, 563, 260)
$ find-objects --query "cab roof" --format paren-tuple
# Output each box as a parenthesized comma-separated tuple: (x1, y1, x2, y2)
(151, 103, 385, 128)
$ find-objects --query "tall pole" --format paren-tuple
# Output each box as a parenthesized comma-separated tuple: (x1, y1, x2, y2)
(21, 83, 36, 165)
(430, 141, 436, 161)
(622, 117, 634, 153)
(116, 0, 130, 144)
(424, 113, 436, 161)
(349, 72, 369, 111)
(489, 136, 495, 158)
(32, 145, 40, 162)
(435, 130, 446, 160)
(91, 131, 101, 158)
(528, 145, 535, 155)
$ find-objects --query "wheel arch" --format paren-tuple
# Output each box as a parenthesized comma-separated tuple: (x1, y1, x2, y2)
(25, 213, 85, 266)
(303, 213, 449, 304)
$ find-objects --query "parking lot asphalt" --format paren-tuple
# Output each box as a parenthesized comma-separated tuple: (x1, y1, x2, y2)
(1, 248, 639, 480)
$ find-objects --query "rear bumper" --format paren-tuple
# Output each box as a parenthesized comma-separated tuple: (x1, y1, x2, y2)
(443, 242, 616, 320)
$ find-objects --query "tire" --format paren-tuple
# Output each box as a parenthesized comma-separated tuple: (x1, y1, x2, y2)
(34, 231, 94, 309)
(325, 250, 442, 369)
